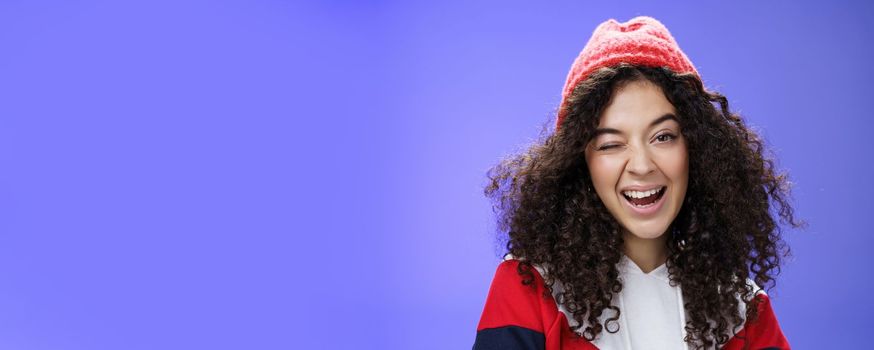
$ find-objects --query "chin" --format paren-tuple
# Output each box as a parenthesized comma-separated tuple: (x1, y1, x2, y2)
(623, 223, 670, 240)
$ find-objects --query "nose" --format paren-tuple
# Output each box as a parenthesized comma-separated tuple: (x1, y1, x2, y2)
(626, 146, 656, 176)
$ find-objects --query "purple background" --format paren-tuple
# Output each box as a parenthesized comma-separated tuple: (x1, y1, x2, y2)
(0, 0, 871, 349)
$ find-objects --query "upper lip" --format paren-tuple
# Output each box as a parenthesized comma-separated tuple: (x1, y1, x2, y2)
(620, 184, 665, 192)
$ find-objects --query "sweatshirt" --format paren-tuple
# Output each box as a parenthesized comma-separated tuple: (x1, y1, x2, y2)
(472, 255, 790, 350)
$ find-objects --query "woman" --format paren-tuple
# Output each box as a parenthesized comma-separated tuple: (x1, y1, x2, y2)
(473, 16, 802, 350)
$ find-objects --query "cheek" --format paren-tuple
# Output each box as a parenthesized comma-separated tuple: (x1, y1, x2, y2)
(586, 156, 623, 191)
(657, 147, 689, 186)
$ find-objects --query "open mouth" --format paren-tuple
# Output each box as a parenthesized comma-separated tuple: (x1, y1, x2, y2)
(622, 186, 666, 208)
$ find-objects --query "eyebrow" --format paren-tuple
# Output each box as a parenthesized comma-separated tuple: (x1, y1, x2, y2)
(592, 113, 679, 138)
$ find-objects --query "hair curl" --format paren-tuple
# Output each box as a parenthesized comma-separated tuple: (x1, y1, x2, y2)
(484, 64, 804, 349)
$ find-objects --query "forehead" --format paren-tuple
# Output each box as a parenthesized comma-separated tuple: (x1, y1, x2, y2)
(598, 80, 677, 129)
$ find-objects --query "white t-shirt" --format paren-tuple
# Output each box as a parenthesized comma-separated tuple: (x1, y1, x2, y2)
(607, 254, 687, 349)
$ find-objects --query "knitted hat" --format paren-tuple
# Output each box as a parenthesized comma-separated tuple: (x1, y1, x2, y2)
(556, 16, 698, 131)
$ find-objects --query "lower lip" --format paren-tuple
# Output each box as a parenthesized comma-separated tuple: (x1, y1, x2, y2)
(621, 188, 667, 217)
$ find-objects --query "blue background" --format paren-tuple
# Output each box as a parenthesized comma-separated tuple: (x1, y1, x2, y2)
(0, 0, 871, 349)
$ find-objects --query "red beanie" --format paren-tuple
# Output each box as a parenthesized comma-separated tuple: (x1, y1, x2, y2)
(556, 16, 698, 131)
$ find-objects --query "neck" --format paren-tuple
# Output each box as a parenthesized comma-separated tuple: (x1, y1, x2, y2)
(621, 229, 669, 273)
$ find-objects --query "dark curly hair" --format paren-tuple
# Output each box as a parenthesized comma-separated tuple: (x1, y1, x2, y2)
(484, 64, 804, 349)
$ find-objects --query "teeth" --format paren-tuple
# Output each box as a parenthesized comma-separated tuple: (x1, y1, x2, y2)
(622, 187, 664, 199)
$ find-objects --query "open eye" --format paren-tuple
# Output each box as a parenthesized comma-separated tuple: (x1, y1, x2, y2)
(655, 133, 676, 143)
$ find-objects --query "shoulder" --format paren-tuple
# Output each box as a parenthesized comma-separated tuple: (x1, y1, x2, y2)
(474, 255, 570, 350)
(723, 280, 790, 350)
(491, 254, 544, 296)
(476, 255, 555, 332)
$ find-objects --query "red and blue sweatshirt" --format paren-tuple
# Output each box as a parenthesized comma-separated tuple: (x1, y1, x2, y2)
(473, 258, 790, 350)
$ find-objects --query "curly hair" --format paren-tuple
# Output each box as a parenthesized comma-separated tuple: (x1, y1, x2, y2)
(484, 64, 804, 349)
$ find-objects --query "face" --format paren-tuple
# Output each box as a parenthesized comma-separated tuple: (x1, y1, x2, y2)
(584, 79, 689, 241)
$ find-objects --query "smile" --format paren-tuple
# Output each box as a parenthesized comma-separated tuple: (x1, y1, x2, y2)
(621, 186, 667, 216)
